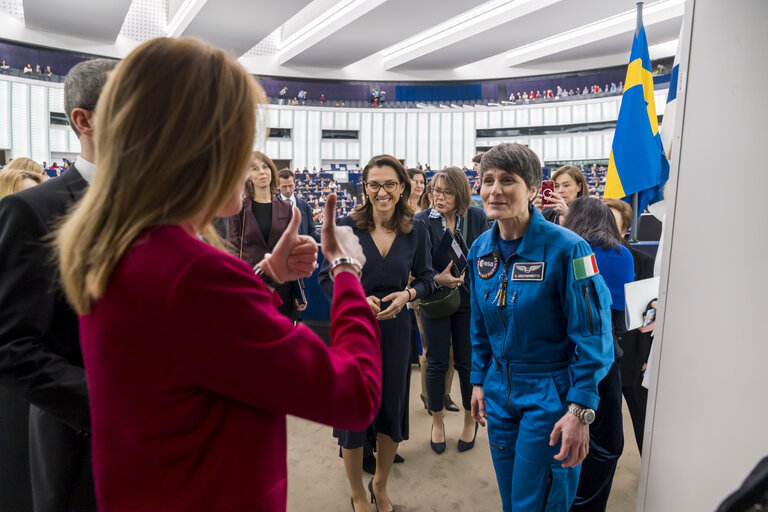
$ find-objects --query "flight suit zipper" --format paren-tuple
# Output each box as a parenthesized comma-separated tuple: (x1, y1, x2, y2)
(583, 284, 595, 335)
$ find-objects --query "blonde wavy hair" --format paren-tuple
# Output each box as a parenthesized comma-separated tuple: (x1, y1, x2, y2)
(5, 157, 45, 177)
(0, 169, 42, 198)
(56, 37, 265, 314)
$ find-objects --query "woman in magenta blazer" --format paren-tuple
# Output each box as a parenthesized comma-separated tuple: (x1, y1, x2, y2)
(55, 37, 381, 512)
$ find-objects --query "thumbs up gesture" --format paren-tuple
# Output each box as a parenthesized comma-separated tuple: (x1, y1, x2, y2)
(264, 205, 318, 283)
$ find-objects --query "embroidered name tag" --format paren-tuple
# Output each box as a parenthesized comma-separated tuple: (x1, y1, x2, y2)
(512, 262, 546, 281)
(477, 254, 499, 279)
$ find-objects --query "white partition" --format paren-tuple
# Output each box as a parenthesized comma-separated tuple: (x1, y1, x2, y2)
(638, 1, 768, 510)
(0, 74, 666, 168)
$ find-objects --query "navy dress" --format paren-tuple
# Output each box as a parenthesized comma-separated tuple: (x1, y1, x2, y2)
(319, 215, 434, 447)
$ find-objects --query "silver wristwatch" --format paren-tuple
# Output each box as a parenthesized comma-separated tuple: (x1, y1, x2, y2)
(568, 403, 596, 425)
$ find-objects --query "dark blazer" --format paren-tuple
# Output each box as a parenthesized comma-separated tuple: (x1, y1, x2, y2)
(292, 195, 321, 242)
(227, 195, 293, 268)
(0, 166, 96, 511)
(415, 206, 490, 272)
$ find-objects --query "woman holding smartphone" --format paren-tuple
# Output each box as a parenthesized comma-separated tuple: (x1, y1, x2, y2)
(320, 155, 433, 512)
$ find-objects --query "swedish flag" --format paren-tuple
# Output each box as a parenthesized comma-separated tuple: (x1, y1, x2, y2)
(605, 25, 669, 214)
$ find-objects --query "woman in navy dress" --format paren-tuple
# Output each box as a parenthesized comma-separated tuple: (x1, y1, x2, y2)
(320, 155, 433, 512)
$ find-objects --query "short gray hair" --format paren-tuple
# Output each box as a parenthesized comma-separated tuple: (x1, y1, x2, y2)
(64, 59, 118, 137)
(480, 143, 542, 189)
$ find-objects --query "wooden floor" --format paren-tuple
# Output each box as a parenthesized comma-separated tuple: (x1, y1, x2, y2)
(286, 366, 641, 511)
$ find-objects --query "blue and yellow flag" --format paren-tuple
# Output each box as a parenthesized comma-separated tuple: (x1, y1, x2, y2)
(605, 25, 669, 213)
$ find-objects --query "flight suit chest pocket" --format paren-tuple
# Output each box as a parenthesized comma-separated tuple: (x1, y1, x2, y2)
(575, 278, 611, 337)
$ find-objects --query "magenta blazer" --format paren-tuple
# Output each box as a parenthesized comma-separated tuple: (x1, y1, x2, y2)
(79, 225, 381, 511)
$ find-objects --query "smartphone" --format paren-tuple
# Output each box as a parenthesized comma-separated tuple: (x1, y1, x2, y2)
(642, 308, 657, 327)
(541, 180, 555, 205)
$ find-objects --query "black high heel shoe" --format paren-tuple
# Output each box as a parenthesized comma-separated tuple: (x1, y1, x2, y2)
(457, 422, 479, 452)
(419, 394, 432, 416)
(369, 477, 397, 512)
(430, 424, 446, 454)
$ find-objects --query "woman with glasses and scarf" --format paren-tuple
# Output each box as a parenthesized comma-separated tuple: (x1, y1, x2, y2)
(320, 155, 433, 512)
(415, 167, 489, 454)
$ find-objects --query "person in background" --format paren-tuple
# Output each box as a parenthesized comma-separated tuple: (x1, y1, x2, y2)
(536, 165, 590, 225)
(468, 143, 613, 511)
(278, 168, 320, 242)
(416, 167, 489, 454)
(54, 37, 381, 512)
(602, 197, 654, 452)
(563, 197, 634, 512)
(227, 152, 305, 320)
(320, 154, 434, 512)
(0, 57, 116, 512)
(279, 86, 288, 104)
(5, 157, 47, 182)
(407, 168, 460, 420)
(0, 169, 42, 196)
(45, 65, 53, 77)
(34, 65, 42, 74)
(0, 59, 10, 70)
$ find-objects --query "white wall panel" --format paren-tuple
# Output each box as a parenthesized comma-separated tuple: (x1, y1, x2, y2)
(334, 142, 347, 160)
(528, 138, 544, 164)
(334, 111, 347, 130)
(502, 109, 515, 127)
(348, 112, 361, 130)
(292, 110, 308, 170)
(603, 132, 614, 158)
(572, 135, 587, 160)
(0, 81, 9, 148)
(602, 100, 618, 121)
(406, 113, 418, 168)
(278, 109, 293, 129)
(321, 141, 334, 159)
(321, 110, 334, 129)
(543, 137, 557, 163)
(429, 113, 440, 168)
(557, 105, 571, 125)
(279, 140, 292, 160)
(359, 112, 373, 165)
(528, 108, 542, 126)
(543, 107, 557, 126)
(557, 136, 572, 160)
(49, 127, 67, 153)
(371, 112, 384, 156)
(417, 113, 429, 167)
(475, 111, 489, 130)
(266, 139, 279, 158)
(452, 112, 464, 167)
(11, 82, 30, 158)
(439, 112, 451, 167)
(587, 102, 602, 123)
(463, 112, 475, 164)
(348, 143, 360, 161)
(516, 109, 529, 127)
(267, 109, 280, 129)
(395, 113, 406, 160)
(488, 110, 502, 129)
(587, 134, 603, 159)
(48, 87, 64, 113)
(29, 85, 48, 164)
(307, 111, 321, 170)
(383, 113, 395, 156)
(572, 104, 586, 124)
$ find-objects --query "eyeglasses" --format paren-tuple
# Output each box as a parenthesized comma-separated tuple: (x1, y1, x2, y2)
(365, 181, 401, 193)
(432, 187, 455, 198)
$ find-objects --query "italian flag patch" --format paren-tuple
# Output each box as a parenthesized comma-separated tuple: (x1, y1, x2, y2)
(573, 254, 599, 280)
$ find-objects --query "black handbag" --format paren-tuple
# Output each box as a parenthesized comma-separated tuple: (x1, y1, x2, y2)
(419, 212, 468, 319)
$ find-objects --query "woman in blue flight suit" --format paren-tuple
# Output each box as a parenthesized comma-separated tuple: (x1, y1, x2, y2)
(468, 143, 614, 511)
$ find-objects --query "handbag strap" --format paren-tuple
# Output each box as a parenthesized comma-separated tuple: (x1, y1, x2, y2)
(239, 206, 246, 259)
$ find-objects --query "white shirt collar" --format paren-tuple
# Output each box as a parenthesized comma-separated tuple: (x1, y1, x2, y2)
(281, 193, 296, 206)
(74, 155, 96, 184)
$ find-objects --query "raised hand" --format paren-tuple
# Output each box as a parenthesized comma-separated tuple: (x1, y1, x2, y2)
(320, 193, 366, 279)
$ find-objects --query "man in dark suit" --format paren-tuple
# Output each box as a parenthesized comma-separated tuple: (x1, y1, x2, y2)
(0, 58, 116, 512)
(277, 168, 321, 242)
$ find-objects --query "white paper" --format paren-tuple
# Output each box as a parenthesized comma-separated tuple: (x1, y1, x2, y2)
(624, 277, 660, 330)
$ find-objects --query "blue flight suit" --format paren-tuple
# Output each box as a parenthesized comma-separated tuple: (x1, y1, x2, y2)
(467, 207, 614, 511)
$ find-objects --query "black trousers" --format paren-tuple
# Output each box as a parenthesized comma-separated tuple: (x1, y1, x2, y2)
(0, 388, 32, 512)
(571, 361, 624, 512)
(421, 292, 472, 412)
(29, 406, 96, 512)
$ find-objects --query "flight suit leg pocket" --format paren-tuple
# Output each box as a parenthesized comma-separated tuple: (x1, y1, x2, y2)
(541, 466, 579, 511)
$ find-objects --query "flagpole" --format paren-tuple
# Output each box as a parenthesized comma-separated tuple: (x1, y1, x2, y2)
(629, 1, 644, 243)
